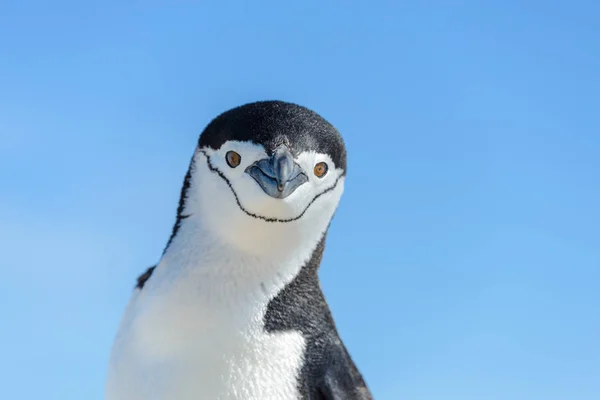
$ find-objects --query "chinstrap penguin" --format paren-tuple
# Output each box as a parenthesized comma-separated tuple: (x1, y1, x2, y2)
(105, 101, 373, 400)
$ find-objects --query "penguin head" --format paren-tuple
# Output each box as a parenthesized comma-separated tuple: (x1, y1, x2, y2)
(176, 101, 347, 256)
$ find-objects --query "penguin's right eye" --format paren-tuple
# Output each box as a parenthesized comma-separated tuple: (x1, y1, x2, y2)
(226, 151, 241, 168)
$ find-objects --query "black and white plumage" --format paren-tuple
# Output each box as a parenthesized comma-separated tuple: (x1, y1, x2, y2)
(106, 101, 372, 400)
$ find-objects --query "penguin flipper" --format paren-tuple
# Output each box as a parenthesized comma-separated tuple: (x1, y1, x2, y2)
(318, 341, 373, 400)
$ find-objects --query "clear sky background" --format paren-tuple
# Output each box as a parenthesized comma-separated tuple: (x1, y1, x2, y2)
(1, 1, 599, 399)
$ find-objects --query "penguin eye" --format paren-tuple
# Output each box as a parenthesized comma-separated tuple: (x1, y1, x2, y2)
(313, 162, 328, 178)
(226, 151, 241, 168)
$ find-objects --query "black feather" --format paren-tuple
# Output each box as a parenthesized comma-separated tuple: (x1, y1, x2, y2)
(265, 237, 373, 399)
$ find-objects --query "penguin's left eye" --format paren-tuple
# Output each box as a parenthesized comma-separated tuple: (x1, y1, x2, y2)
(314, 162, 328, 178)
(226, 151, 241, 168)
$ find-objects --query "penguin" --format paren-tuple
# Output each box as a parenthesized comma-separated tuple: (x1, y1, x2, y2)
(105, 100, 373, 400)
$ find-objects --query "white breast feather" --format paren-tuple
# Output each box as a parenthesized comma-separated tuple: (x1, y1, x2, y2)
(106, 233, 312, 400)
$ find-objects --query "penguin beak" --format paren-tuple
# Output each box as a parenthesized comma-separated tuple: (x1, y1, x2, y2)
(245, 148, 308, 199)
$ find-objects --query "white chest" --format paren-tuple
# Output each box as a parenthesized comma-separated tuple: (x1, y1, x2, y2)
(106, 253, 307, 400)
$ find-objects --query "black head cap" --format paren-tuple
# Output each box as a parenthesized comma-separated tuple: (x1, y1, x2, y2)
(198, 101, 347, 172)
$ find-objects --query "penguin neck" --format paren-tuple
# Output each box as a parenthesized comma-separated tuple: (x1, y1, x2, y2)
(156, 213, 327, 306)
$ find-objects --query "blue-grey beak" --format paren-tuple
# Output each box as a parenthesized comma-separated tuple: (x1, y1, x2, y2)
(245, 148, 308, 199)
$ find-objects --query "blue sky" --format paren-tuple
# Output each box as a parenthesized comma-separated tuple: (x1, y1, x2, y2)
(1, 1, 599, 399)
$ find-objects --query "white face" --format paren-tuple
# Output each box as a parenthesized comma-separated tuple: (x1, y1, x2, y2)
(182, 140, 345, 256)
